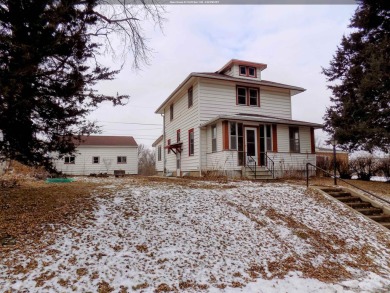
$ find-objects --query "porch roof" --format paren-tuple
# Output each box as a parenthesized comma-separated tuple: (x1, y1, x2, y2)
(164, 142, 183, 154)
(199, 114, 323, 129)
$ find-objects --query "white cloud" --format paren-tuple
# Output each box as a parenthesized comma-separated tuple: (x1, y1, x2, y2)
(88, 4, 357, 147)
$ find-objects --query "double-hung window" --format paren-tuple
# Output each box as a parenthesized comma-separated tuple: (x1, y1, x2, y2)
(230, 122, 237, 150)
(239, 65, 256, 78)
(289, 127, 300, 153)
(188, 129, 194, 156)
(236, 86, 259, 106)
(211, 125, 217, 152)
(177, 129, 181, 142)
(117, 156, 127, 164)
(188, 87, 193, 108)
(157, 146, 162, 161)
(170, 104, 174, 121)
(64, 156, 75, 164)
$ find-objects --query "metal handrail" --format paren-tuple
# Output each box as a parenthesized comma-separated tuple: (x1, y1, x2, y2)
(265, 153, 275, 179)
(306, 163, 390, 205)
(246, 155, 257, 179)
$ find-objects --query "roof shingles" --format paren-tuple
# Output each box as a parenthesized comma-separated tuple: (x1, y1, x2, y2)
(75, 136, 138, 147)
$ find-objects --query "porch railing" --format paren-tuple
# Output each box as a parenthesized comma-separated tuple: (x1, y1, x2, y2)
(265, 153, 275, 179)
(246, 155, 257, 179)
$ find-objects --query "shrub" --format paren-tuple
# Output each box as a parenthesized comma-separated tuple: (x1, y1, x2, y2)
(349, 155, 378, 181)
(376, 157, 390, 182)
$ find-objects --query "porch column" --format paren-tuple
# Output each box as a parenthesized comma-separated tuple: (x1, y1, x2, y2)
(272, 124, 278, 152)
(222, 120, 229, 150)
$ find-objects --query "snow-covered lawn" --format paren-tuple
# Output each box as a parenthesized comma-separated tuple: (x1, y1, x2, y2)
(1, 178, 390, 292)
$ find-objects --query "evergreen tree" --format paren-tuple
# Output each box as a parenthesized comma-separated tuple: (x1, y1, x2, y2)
(322, 0, 390, 153)
(0, 0, 163, 170)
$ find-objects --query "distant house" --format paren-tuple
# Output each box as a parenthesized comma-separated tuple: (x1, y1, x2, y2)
(316, 147, 349, 165)
(153, 59, 322, 178)
(54, 136, 138, 175)
(152, 135, 164, 176)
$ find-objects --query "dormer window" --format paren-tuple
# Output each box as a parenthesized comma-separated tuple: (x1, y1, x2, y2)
(239, 65, 257, 78)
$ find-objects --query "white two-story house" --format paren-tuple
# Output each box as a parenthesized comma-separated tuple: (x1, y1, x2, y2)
(153, 59, 322, 178)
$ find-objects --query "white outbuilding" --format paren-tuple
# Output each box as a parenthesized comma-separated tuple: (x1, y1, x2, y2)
(54, 135, 138, 175)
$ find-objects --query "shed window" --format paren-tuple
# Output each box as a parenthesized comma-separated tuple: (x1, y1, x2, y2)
(117, 156, 127, 164)
(92, 156, 100, 164)
(64, 156, 75, 164)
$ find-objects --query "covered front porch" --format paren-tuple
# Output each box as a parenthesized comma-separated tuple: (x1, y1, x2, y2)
(201, 114, 322, 179)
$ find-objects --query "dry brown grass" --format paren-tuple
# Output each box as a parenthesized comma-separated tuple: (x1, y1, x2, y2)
(0, 179, 102, 249)
(290, 177, 390, 198)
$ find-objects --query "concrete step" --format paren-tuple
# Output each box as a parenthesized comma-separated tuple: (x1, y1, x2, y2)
(354, 207, 383, 215)
(338, 196, 362, 203)
(346, 202, 372, 209)
(246, 174, 274, 179)
(328, 192, 352, 198)
(368, 215, 390, 223)
(321, 188, 342, 193)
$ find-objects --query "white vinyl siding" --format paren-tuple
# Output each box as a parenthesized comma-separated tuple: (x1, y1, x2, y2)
(163, 83, 200, 173)
(199, 79, 292, 123)
(54, 146, 138, 175)
(231, 64, 262, 80)
(155, 141, 164, 172)
(276, 125, 312, 154)
(266, 152, 316, 178)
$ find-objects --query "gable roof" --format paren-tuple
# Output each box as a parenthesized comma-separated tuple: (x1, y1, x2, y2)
(152, 135, 163, 147)
(75, 136, 138, 147)
(155, 72, 305, 114)
(216, 59, 267, 74)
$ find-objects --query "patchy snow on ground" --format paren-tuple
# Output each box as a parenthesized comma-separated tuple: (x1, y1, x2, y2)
(1, 178, 390, 292)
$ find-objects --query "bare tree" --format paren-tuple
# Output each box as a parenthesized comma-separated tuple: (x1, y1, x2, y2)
(0, 0, 165, 170)
(138, 144, 156, 175)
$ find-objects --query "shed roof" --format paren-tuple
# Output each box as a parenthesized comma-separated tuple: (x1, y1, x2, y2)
(75, 136, 138, 147)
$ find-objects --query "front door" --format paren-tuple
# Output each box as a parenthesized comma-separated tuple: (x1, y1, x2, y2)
(176, 152, 181, 177)
(245, 127, 257, 166)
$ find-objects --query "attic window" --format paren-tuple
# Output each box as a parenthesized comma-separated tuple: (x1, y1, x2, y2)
(239, 65, 256, 78)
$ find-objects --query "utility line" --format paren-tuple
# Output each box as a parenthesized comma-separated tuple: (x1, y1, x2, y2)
(98, 120, 161, 126)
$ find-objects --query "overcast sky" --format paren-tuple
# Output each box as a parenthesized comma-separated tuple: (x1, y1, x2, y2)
(87, 4, 358, 148)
